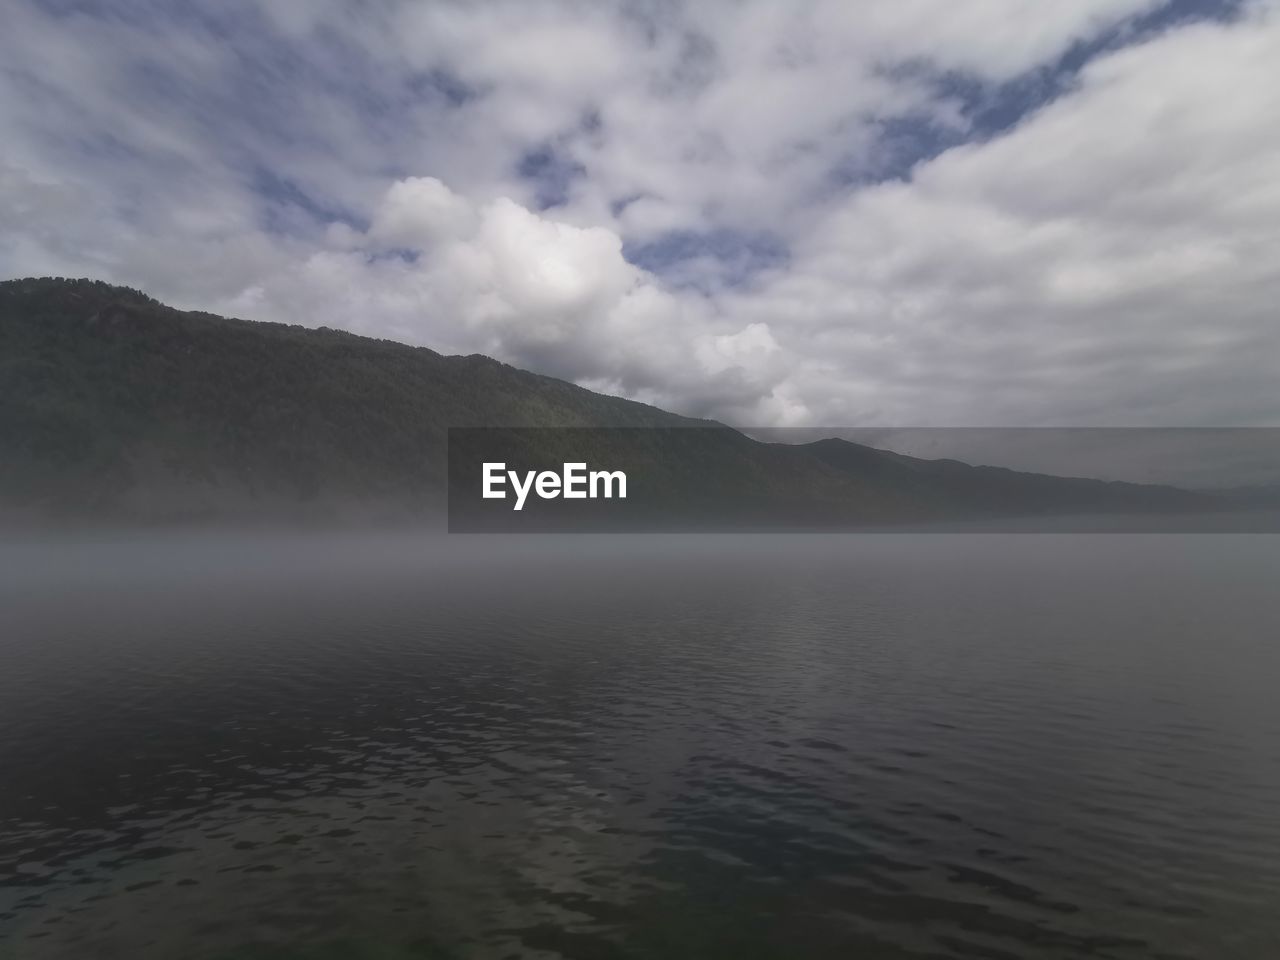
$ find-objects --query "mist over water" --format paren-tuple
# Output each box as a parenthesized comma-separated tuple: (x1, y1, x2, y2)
(2, 532, 1279, 959)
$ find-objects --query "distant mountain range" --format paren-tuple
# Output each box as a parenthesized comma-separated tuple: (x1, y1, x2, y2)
(0, 277, 1239, 529)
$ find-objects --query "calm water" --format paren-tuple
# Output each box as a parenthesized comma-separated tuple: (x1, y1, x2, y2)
(1, 533, 1278, 959)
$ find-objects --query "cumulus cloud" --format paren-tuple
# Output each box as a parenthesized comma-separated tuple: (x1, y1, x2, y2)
(201, 176, 788, 420)
(1, 0, 1278, 427)
(368, 178, 479, 250)
(725, 1, 1280, 425)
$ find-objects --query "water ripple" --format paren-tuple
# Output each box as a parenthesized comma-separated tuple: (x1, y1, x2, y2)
(1, 532, 1279, 958)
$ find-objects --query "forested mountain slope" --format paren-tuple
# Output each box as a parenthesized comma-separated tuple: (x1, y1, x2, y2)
(0, 278, 1207, 527)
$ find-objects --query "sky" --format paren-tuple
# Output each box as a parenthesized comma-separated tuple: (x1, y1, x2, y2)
(2, 0, 1278, 428)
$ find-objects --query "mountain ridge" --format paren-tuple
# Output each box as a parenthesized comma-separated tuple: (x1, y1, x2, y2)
(0, 277, 1211, 528)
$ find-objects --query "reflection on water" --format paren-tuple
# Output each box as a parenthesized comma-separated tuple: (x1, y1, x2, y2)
(1, 532, 1279, 959)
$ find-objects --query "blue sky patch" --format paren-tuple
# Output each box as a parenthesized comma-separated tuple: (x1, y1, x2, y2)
(840, 0, 1250, 187)
(251, 166, 368, 237)
(625, 229, 789, 289)
(517, 145, 586, 210)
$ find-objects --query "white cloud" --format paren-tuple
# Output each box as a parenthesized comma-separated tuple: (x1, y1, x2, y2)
(368, 177, 479, 250)
(724, 0, 1280, 425)
(2, 0, 1278, 428)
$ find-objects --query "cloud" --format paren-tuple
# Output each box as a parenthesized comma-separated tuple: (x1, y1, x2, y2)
(368, 177, 479, 249)
(1, 0, 1277, 427)
(726, 1, 1280, 425)
(218, 177, 791, 422)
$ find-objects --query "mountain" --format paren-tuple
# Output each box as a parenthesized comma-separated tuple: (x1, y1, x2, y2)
(0, 277, 704, 524)
(0, 277, 1211, 528)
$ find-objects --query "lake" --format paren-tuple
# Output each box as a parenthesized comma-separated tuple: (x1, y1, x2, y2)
(1, 532, 1278, 959)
